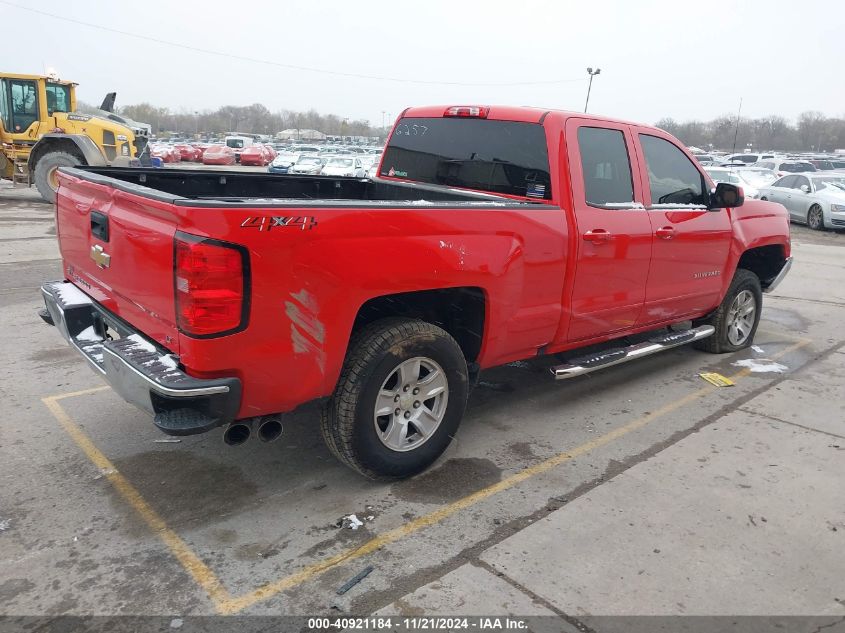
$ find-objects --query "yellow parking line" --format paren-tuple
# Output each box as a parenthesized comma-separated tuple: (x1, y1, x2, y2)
(219, 337, 812, 613)
(44, 337, 811, 615)
(52, 385, 111, 400)
(42, 394, 233, 612)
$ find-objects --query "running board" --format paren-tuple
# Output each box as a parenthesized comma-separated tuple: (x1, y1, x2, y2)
(551, 325, 715, 380)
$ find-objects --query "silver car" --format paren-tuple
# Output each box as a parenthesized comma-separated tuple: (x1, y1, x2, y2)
(758, 173, 845, 230)
(288, 155, 325, 175)
(704, 167, 777, 199)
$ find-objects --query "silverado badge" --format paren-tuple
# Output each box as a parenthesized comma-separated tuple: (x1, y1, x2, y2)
(90, 244, 111, 268)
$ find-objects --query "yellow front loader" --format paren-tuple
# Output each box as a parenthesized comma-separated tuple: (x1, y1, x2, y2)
(0, 72, 149, 202)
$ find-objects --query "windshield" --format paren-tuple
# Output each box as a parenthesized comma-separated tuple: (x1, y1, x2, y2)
(781, 162, 816, 173)
(382, 117, 552, 199)
(812, 161, 835, 170)
(226, 138, 244, 148)
(327, 158, 354, 167)
(298, 157, 322, 165)
(812, 176, 845, 191)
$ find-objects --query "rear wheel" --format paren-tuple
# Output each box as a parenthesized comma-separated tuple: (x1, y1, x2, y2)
(694, 268, 762, 354)
(34, 152, 82, 203)
(321, 318, 468, 480)
(807, 205, 825, 230)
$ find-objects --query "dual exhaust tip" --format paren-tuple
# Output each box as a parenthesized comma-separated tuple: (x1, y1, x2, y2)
(223, 416, 283, 446)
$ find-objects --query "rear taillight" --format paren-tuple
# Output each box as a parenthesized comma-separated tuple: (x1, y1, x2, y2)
(174, 232, 249, 337)
(444, 106, 489, 118)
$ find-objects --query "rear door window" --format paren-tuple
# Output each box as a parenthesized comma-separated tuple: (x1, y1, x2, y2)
(639, 134, 707, 206)
(777, 176, 797, 189)
(381, 117, 552, 199)
(577, 126, 634, 207)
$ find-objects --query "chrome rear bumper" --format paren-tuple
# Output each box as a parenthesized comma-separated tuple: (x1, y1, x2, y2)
(40, 281, 241, 435)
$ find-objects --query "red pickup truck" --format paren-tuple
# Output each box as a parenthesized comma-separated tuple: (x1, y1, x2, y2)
(40, 105, 792, 479)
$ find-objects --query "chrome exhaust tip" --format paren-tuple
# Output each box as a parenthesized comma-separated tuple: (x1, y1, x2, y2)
(256, 417, 283, 443)
(223, 422, 251, 446)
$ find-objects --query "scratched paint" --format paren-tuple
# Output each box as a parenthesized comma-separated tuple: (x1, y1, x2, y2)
(285, 289, 327, 373)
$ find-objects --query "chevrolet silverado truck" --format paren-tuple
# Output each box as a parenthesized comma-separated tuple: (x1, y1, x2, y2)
(39, 105, 792, 479)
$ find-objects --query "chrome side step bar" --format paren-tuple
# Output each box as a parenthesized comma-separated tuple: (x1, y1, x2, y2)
(551, 325, 715, 380)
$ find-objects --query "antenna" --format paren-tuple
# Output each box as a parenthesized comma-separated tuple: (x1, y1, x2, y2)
(731, 97, 743, 155)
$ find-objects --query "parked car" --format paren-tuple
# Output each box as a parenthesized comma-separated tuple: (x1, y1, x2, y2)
(173, 144, 201, 162)
(150, 144, 180, 163)
(268, 152, 301, 174)
(721, 152, 778, 165)
(320, 155, 367, 177)
(692, 154, 720, 166)
(807, 160, 839, 171)
(754, 159, 817, 177)
(192, 143, 211, 160)
(263, 145, 277, 161)
(239, 145, 273, 167)
(704, 167, 777, 199)
(291, 145, 321, 154)
(288, 154, 325, 175)
(758, 173, 845, 230)
(201, 145, 236, 165)
(42, 105, 792, 480)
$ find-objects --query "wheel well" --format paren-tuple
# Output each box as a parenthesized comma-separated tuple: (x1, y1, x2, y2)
(738, 245, 786, 288)
(353, 288, 486, 363)
(29, 138, 86, 170)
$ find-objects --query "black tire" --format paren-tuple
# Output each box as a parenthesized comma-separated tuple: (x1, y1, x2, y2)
(693, 268, 762, 354)
(33, 152, 82, 203)
(321, 318, 468, 480)
(807, 204, 825, 231)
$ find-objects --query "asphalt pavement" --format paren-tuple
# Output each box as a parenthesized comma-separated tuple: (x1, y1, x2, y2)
(0, 180, 843, 628)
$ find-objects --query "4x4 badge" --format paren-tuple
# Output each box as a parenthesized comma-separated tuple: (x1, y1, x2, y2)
(90, 244, 111, 268)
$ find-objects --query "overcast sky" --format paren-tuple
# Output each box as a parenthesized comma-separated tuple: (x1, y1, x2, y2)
(6, 0, 844, 127)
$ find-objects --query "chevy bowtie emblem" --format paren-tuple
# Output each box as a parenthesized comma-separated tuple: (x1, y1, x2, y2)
(90, 244, 111, 268)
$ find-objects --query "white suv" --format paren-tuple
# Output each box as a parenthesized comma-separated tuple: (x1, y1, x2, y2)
(720, 152, 778, 165)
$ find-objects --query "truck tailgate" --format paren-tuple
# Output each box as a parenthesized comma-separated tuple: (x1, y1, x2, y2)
(55, 170, 181, 353)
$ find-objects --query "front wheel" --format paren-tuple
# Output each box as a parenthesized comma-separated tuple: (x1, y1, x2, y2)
(33, 151, 82, 203)
(694, 268, 762, 354)
(321, 318, 468, 480)
(807, 205, 825, 231)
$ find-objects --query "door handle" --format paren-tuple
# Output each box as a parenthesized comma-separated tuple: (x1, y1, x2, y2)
(582, 229, 612, 243)
(655, 226, 675, 240)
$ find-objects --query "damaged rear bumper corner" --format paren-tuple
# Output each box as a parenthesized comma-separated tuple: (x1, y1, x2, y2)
(40, 281, 241, 436)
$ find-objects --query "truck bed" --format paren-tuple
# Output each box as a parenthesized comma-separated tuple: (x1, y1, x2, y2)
(73, 166, 542, 207)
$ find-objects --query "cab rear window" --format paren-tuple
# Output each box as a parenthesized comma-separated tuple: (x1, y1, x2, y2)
(381, 117, 551, 199)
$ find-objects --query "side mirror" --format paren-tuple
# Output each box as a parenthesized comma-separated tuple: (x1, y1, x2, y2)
(710, 182, 745, 209)
(800, 184, 810, 193)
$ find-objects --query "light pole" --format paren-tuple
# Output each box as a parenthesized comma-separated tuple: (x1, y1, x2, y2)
(381, 110, 386, 130)
(584, 67, 601, 113)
